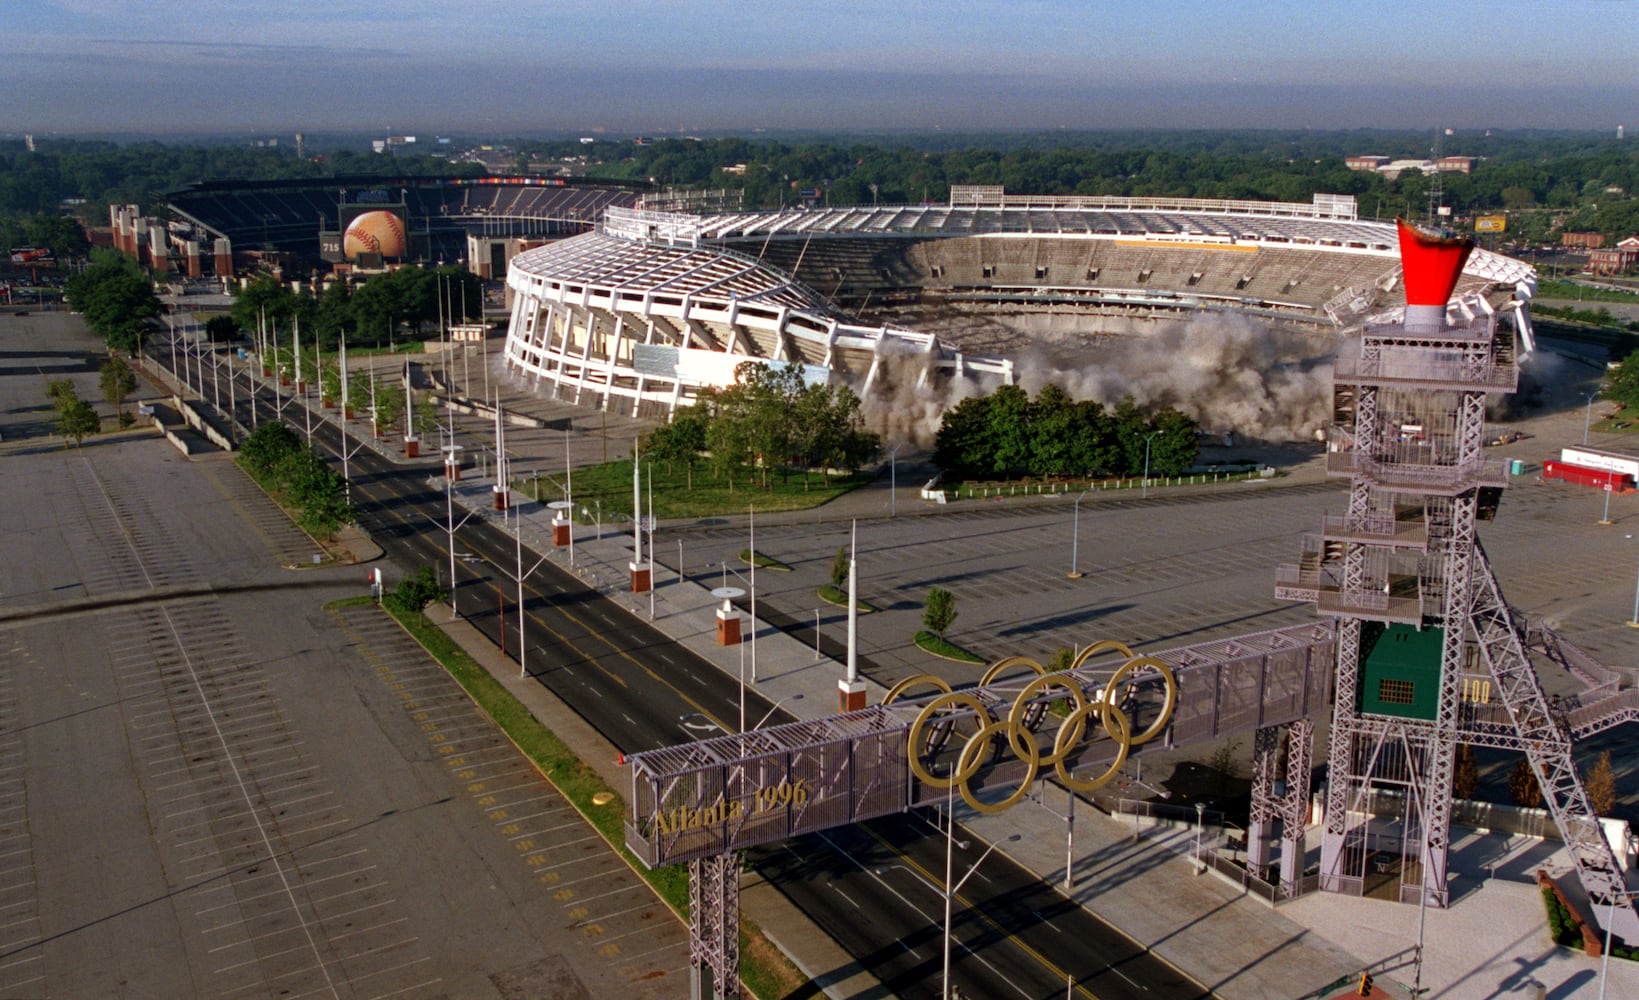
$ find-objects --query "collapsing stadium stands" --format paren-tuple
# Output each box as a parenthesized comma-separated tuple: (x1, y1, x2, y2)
(502, 192, 1537, 419)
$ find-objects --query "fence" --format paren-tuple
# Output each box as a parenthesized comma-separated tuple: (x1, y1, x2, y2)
(950, 468, 1275, 501)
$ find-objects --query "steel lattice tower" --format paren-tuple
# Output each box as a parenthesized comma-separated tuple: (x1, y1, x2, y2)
(1279, 221, 1637, 933)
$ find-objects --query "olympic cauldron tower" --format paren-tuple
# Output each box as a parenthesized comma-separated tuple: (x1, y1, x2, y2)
(1276, 220, 1636, 932)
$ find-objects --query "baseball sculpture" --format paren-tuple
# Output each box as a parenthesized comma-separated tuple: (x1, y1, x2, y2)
(343, 210, 407, 258)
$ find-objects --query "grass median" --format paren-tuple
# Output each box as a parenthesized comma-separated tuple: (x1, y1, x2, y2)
(349, 595, 808, 998)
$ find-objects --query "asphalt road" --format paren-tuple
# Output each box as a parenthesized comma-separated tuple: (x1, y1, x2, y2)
(755, 811, 1207, 1000)
(182, 340, 1214, 1000)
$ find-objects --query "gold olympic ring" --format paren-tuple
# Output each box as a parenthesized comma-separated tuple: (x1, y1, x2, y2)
(956, 718, 1038, 813)
(906, 691, 993, 789)
(905, 646, 1178, 809)
(1102, 656, 1177, 748)
(883, 673, 955, 705)
(979, 655, 1046, 686)
(1004, 673, 1089, 766)
(1071, 639, 1136, 671)
(1054, 698, 1131, 792)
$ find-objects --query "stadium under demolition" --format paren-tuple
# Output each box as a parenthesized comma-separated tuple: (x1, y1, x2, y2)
(145, 178, 1540, 448)
(496, 186, 1540, 449)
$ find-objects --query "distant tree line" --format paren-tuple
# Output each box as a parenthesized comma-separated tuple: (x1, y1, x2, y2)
(933, 384, 1200, 481)
(6, 131, 1639, 245)
(513, 132, 1639, 241)
(227, 265, 484, 353)
(643, 362, 881, 491)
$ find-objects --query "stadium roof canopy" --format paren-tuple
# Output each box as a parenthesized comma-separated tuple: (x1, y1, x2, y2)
(508, 231, 838, 317)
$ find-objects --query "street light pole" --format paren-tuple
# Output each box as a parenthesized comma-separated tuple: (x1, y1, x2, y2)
(1628, 538, 1639, 626)
(749, 506, 757, 683)
(1142, 431, 1162, 500)
(1586, 392, 1596, 445)
(943, 813, 1023, 1000)
(1068, 488, 1091, 578)
(1598, 890, 1638, 999)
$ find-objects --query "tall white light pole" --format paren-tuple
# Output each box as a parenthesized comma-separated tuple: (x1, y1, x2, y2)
(1628, 535, 1639, 626)
(1598, 890, 1638, 999)
(564, 429, 575, 566)
(516, 514, 549, 680)
(749, 506, 757, 682)
(648, 464, 656, 620)
(847, 521, 858, 686)
(1142, 430, 1162, 499)
(942, 819, 1023, 999)
(1586, 392, 1596, 445)
(632, 448, 643, 569)
(1068, 488, 1091, 578)
(338, 334, 356, 501)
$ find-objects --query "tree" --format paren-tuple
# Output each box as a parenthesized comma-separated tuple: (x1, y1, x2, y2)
(204, 315, 239, 342)
(1111, 397, 1152, 475)
(1585, 750, 1617, 816)
(830, 546, 850, 590)
(65, 249, 160, 351)
(385, 566, 443, 621)
(1029, 384, 1078, 477)
(19, 213, 89, 260)
(1453, 744, 1479, 801)
(932, 395, 993, 479)
(99, 355, 137, 427)
(985, 384, 1032, 476)
(923, 587, 957, 638)
(1148, 407, 1201, 476)
(239, 422, 303, 477)
(1604, 350, 1639, 409)
(1508, 758, 1542, 808)
(47, 379, 99, 445)
(45, 378, 77, 409)
(230, 275, 298, 336)
(645, 405, 708, 488)
(58, 397, 100, 445)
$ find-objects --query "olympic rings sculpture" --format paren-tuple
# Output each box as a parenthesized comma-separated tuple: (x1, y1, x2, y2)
(885, 640, 1178, 814)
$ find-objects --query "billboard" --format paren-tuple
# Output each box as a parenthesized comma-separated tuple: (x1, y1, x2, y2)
(322, 200, 410, 263)
(1475, 215, 1507, 233)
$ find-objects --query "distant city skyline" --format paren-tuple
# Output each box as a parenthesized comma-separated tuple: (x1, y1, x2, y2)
(6, 1, 1635, 135)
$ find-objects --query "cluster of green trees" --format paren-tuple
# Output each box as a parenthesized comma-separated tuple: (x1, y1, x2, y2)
(643, 362, 880, 491)
(64, 250, 161, 351)
(228, 266, 483, 352)
(1599, 351, 1639, 408)
(933, 384, 1199, 481)
(45, 379, 100, 446)
(0, 212, 90, 261)
(237, 422, 354, 538)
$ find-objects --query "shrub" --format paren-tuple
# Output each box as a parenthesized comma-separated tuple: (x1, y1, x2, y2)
(385, 566, 444, 619)
(923, 587, 956, 638)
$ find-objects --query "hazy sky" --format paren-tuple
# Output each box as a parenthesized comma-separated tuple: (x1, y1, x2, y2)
(5, 1, 1635, 135)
